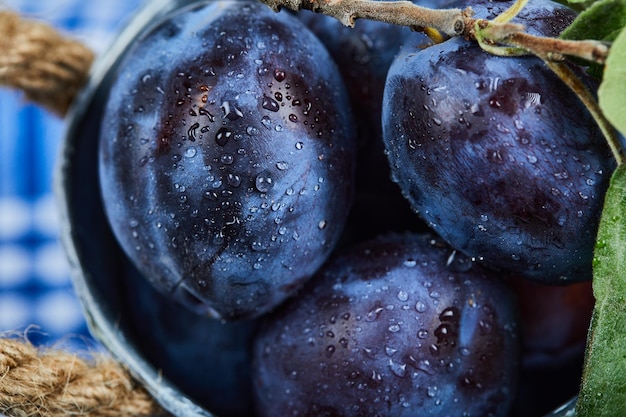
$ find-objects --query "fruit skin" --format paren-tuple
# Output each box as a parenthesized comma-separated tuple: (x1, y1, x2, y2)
(382, 0, 615, 283)
(252, 233, 520, 417)
(98, 1, 356, 320)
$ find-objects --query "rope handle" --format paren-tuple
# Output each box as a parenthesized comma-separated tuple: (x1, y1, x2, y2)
(0, 337, 167, 417)
(0, 10, 94, 116)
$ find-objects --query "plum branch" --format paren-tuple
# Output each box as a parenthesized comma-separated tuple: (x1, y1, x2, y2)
(259, 0, 610, 65)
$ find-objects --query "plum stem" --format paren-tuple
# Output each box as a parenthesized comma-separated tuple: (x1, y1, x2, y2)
(476, 20, 611, 64)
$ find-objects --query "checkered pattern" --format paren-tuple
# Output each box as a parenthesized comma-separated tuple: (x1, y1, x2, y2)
(1, 0, 145, 351)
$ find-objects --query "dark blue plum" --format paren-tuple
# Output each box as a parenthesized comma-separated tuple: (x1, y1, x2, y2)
(121, 259, 258, 417)
(299, 10, 432, 243)
(253, 233, 520, 417)
(382, 0, 615, 283)
(98, 1, 356, 320)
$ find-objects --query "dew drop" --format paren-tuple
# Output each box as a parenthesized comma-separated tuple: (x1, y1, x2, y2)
(389, 359, 407, 378)
(370, 370, 383, 387)
(404, 259, 417, 267)
(227, 173, 241, 188)
(198, 107, 215, 122)
(388, 324, 401, 333)
(262, 95, 280, 112)
(215, 127, 232, 146)
(276, 161, 289, 170)
(440, 307, 458, 322)
(220, 153, 234, 165)
(366, 306, 384, 322)
(397, 291, 409, 302)
(255, 171, 274, 193)
(326, 345, 336, 358)
(274, 68, 286, 82)
(261, 116, 272, 130)
(184, 146, 197, 158)
(187, 122, 200, 141)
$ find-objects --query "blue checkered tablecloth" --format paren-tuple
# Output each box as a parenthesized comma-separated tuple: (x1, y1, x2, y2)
(1, 0, 145, 351)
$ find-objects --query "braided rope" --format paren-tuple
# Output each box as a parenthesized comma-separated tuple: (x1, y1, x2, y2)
(0, 337, 167, 417)
(0, 10, 94, 116)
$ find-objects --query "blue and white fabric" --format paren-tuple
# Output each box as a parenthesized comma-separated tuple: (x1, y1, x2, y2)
(1, 0, 145, 351)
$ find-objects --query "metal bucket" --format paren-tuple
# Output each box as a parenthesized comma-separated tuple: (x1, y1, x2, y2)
(54, 0, 582, 415)
(55, 1, 242, 416)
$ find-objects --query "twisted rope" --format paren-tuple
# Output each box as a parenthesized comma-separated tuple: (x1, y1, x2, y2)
(0, 338, 167, 417)
(0, 10, 94, 116)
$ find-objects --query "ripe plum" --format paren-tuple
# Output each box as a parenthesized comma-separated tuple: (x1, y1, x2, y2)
(252, 233, 520, 417)
(382, 0, 615, 283)
(98, 1, 356, 320)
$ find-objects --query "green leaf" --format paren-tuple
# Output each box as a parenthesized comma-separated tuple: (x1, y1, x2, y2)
(559, 0, 625, 77)
(577, 164, 626, 417)
(560, 0, 626, 41)
(561, 0, 597, 6)
(599, 27, 626, 138)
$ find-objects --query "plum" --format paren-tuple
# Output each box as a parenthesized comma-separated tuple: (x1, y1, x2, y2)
(299, 10, 432, 245)
(98, 1, 356, 320)
(382, 0, 615, 283)
(252, 233, 520, 417)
